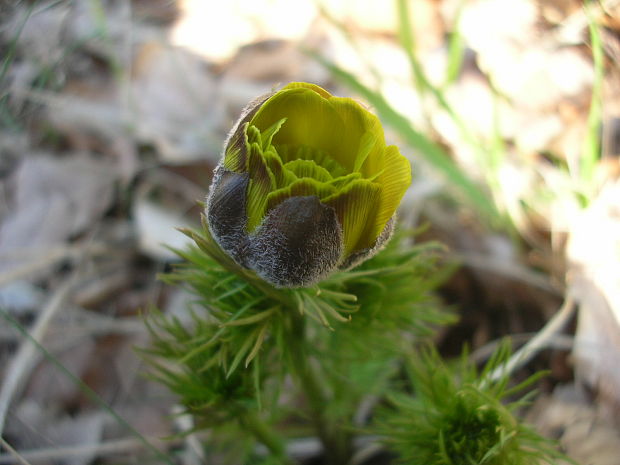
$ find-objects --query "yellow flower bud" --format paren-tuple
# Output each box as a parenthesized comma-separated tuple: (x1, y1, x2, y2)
(207, 82, 411, 287)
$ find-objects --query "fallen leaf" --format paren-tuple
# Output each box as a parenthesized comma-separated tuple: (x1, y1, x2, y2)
(170, 0, 317, 61)
(130, 41, 222, 163)
(132, 197, 196, 261)
(459, 0, 593, 110)
(530, 384, 620, 465)
(0, 154, 116, 275)
(568, 181, 620, 415)
(6, 400, 105, 465)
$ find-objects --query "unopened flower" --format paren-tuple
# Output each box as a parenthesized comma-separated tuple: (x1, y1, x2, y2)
(206, 82, 411, 287)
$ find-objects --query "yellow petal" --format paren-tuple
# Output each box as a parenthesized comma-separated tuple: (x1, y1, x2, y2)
(265, 178, 336, 213)
(263, 147, 296, 189)
(326, 172, 362, 190)
(352, 131, 377, 173)
(280, 82, 333, 99)
(324, 180, 382, 255)
(250, 88, 356, 171)
(372, 146, 411, 237)
(284, 159, 333, 182)
(328, 97, 386, 175)
(246, 142, 276, 233)
(259, 118, 287, 151)
(278, 144, 346, 177)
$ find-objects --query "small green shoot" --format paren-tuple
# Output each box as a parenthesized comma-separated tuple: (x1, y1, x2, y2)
(377, 342, 574, 465)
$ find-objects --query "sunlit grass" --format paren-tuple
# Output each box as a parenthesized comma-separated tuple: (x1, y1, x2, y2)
(315, 0, 606, 235)
(580, 5, 604, 193)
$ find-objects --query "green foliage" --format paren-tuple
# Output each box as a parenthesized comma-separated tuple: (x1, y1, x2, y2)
(141, 217, 568, 464)
(580, 6, 604, 191)
(141, 218, 453, 462)
(140, 218, 573, 464)
(142, 309, 264, 425)
(376, 342, 572, 465)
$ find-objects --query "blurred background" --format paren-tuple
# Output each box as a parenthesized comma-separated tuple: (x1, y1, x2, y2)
(1, 0, 619, 464)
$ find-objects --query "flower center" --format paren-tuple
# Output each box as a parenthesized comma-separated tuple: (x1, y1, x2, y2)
(275, 144, 348, 179)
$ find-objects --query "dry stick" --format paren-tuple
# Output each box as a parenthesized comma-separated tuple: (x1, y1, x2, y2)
(486, 296, 576, 384)
(0, 312, 144, 343)
(0, 434, 323, 465)
(172, 407, 208, 465)
(0, 247, 70, 287)
(471, 333, 574, 365)
(0, 243, 108, 287)
(0, 276, 78, 436)
(348, 441, 383, 465)
(0, 437, 32, 465)
(458, 252, 561, 295)
(0, 435, 173, 465)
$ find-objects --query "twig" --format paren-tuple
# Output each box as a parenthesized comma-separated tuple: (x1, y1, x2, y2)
(172, 407, 207, 465)
(0, 434, 323, 464)
(0, 242, 108, 287)
(0, 434, 175, 464)
(486, 297, 576, 384)
(0, 314, 144, 343)
(457, 252, 561, 295)
(471, 333, 574, 365)
(0, 310, 174, 465)
(0, 276, 78, 436)
(0, 437, 32, 465)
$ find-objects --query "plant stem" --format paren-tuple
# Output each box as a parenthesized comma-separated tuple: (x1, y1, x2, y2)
(288, 313, 352, 465)
(240, 410, 293, 465)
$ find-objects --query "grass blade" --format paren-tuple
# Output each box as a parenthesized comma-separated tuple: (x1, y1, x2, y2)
(581, 5, 604, 189)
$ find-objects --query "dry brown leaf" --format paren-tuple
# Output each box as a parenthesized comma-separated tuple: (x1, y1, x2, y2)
(568, 181, 620, 416)
(0, 132, 29, 175)
(26, 338, 96, 408)
(130, 41, 222, 163)
(5, 1, 138, 72)
(530, 385, 620, 465)
(3, 2, 69, 66)
(0, 155, 116, 275)
(170, 0, 317, 61)
(132, 196, 195, 261)
(323, 0, 444, 50)
(6, 401, 106, 465)
(222, 39, 329, 84)
(459, 0, 593, 111)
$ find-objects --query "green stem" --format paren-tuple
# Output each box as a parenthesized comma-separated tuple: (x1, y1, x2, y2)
(240, 410, 293, 465)
(288, 313, 352, 465)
